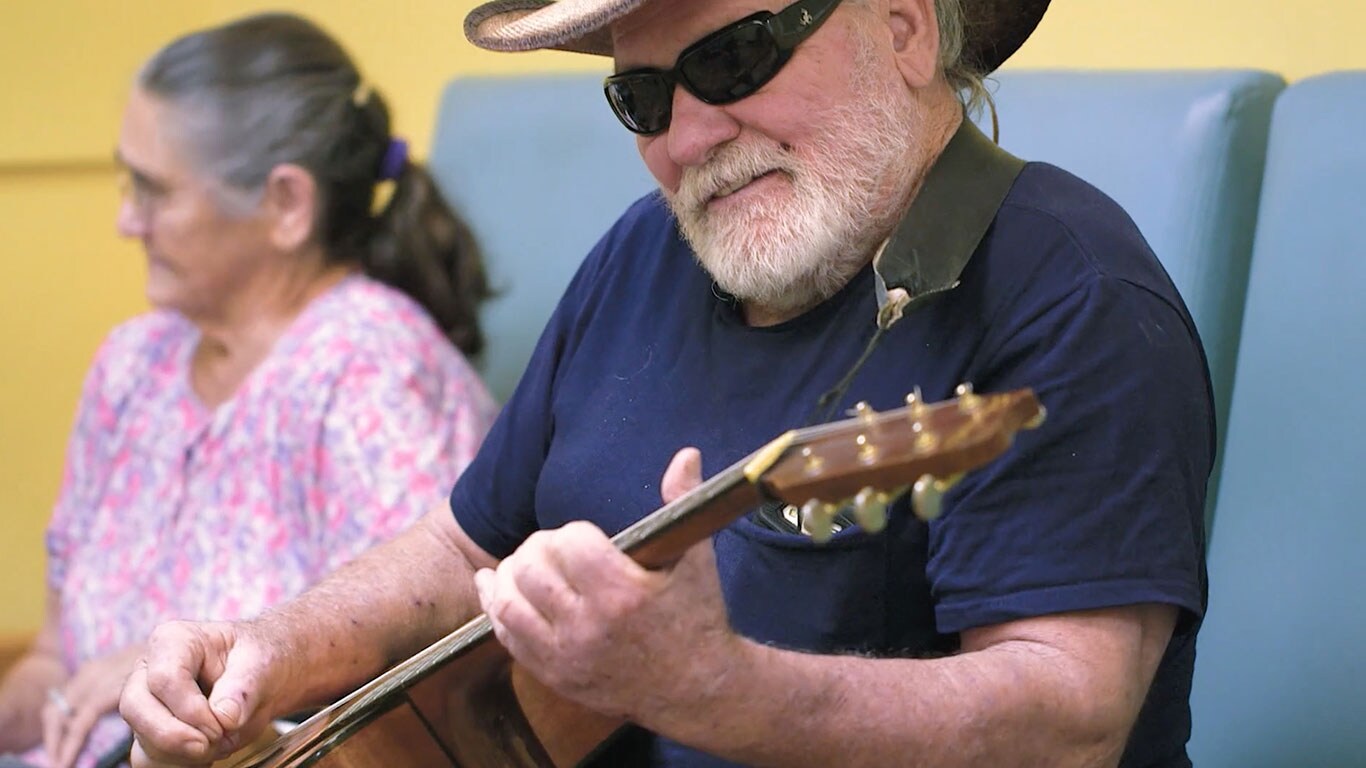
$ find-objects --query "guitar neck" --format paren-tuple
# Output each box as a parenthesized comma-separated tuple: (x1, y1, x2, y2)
(612, 456, 771, 568)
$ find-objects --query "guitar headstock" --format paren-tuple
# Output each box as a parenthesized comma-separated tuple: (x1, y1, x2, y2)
(749, 385, 1044, 540)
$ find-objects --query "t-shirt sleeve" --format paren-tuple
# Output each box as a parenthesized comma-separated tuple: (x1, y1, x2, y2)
(928, 269, 1213, 635)
(313, 350, 492, 574)
(448, 224, 622, 559)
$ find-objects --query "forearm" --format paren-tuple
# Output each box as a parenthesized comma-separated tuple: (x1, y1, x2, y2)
(649, 639, 1133, 768)
(0, 651, 65, 751)
(257, 509, 485, 712)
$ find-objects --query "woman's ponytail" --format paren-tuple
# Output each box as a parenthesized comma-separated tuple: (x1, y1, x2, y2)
(362, 158, 490, 356)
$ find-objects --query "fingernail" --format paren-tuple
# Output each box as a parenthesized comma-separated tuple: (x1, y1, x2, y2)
(183, 734, 212, 760)
(212, 696, 242, 725)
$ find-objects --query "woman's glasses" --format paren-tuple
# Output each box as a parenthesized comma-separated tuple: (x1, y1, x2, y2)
(603, 0, 843, 135)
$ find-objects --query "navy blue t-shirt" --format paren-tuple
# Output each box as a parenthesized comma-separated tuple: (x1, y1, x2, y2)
(450, 162, 1212, 768)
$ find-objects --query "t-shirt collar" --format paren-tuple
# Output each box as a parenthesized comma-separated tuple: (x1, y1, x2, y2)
(873, 115, 1026, 328)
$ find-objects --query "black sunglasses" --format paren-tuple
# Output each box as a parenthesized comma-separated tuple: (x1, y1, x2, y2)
(603, 0, 844, 135)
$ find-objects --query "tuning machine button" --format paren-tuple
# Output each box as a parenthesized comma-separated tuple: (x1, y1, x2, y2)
(800, 499, 840, 543)
(912, 473, 963, 521)
(852, 487, 889, 533)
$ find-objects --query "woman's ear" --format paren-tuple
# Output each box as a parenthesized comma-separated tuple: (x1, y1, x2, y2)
(261, 164, 318, 252)
(886, 0, 941, 89)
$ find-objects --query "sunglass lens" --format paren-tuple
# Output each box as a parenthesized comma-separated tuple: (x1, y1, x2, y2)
(606, 74, 674, 134)
(679, 23, 782, 104)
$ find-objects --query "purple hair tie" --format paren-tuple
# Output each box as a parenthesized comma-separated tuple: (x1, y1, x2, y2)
(379, 138, 408, 181)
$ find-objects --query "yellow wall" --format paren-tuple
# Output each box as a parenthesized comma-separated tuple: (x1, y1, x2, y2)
(1, 0, 1363, 634)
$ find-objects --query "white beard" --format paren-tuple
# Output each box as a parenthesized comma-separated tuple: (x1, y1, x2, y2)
(663, 53, 922, 319)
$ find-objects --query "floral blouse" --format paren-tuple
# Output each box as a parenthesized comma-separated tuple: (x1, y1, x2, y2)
(27, 275, 496, 767)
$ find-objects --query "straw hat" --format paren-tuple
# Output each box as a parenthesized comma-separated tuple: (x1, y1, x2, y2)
(465, 0, 1050, 73)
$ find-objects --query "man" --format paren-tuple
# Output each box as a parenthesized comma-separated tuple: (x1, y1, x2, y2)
(121, 0, 1212, 766)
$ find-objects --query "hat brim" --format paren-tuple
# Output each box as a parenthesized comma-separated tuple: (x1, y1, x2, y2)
(465, 0, 1050, 73)
(464, 0, 633, 56)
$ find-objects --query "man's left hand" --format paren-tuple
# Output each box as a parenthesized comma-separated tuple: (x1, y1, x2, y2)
(475, 447, 741, 721)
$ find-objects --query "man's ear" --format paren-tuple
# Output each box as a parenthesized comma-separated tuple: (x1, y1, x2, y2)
(260, 164, 318, 253)
(886, 0, 941, 89)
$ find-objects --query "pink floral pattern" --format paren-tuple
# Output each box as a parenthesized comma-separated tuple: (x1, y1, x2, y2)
(28, 275, 495, 767)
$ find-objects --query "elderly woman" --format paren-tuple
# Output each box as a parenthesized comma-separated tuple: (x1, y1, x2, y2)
(0, 13, 496, 768)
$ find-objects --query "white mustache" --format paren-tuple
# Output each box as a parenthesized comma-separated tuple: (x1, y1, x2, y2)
(674, 143, 791, 213)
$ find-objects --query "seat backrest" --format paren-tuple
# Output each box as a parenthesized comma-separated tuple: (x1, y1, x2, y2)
(429, 69, 1283, 441)
(428, 73, 654, 401)
(982, 70, 1285, 530)
(1187, 71, 1366, 767)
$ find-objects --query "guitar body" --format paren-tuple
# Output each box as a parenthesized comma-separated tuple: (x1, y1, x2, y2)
(406, 642, 623, 767)
(279, 704, 460, 767)
(225, 388, 1043, 768)
(231, 634, 622, 768)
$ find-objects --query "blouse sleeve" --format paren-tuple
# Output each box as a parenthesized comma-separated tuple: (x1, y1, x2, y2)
(311, 349, 494, 575)
(45, 333, 126, 591)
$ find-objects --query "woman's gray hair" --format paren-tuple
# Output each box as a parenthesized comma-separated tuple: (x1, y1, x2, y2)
(138, 16, 375, 215)
(136, 13, 490, 354)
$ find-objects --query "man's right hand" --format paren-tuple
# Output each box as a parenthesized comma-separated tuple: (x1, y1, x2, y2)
(120, 619, 286, 767)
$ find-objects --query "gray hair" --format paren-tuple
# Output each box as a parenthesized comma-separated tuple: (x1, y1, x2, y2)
(933, 0, 992, 118)
(137, 13, 490, 354)
(845, 0, 993, 118)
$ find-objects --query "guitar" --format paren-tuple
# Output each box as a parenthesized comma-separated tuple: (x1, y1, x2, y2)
(220, 386, 1044, 768)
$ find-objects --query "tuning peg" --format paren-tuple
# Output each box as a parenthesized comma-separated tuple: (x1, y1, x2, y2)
(905, 387, 928, 419)
(855, 432, 878, 464)
(905, 388, 939, 452)
(912, 473, 963, 521)
(800, 499, 840, 543)
(799, 445, 824, 476)
(955, 382, 982, 413)
(912, 420, 939, 453)
(851, 401, 877, 424)
(853, 487, 889, 533)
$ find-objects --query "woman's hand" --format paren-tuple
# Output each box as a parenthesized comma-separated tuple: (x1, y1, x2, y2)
(43, 644, 145, 768)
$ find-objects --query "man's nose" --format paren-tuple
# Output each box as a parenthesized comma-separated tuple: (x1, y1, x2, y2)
(665, 87, 742, 168)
